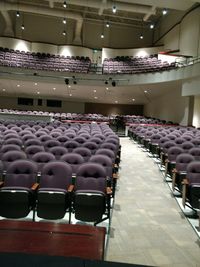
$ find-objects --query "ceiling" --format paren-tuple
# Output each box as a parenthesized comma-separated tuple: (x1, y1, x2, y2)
(0, 0, 197, 105)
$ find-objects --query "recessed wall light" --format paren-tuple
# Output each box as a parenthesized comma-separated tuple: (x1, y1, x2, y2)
(112, 5, 117, 13)
(62, 30, 66, 36)
(16, 11, 20, 17)
(21, 24, 25, 30)
(63, 18, 66, 24)
(106, 22, 110, 28)
(101, 33, 104, 39)
(63, 1, 67, 8)
(140, 34, 144, 39)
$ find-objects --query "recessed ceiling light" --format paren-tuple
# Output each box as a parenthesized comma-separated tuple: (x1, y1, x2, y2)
(2, 88, 6, 91)
(21, 24, 25, 30)
(94, 96, 98, 99)
(106, 87, 109, 90)
(101, 33, 104, 39)
(53, 87, 56, 90)
(132, 98, 135, 101)
(162, 8, 168, 15)
(144, 90, 148, 93)
(112, 5, 117, 13)
(16, 11, 20, 17)
(69, 93, 72, 96)
(34, 82, 38, 86)
(93, 89, 96, 93)
(17, 84, 20, 87)
(63, 1, 67, 8)
(150, 24, 154, 29)
(106, 22, 110, 28)
(37, 91, 40, 95)
(62, 30, 66, 36)
(140, 34, 144, 39)
(68, 85, 71, 88)
(115, 100, 118, 103)
(63, 18, 66, 24)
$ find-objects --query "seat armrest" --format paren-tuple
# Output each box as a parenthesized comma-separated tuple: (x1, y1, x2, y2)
(0, 181, 4, 188)
(113, 173, 118, 179)
(31, 183, 39, 190)
(106, 187, 112, 195)
(68, 184, 74, 192)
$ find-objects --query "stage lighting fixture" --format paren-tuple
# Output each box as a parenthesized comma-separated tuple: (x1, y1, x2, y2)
(112, 81, 116, 87)
(65, 78, 69, 85)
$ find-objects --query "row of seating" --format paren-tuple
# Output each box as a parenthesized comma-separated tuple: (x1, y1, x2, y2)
(103, 55, 177, 74)
(129, 124, 200, 214)
(0, 47, 91, 73)
(0, 121, 120, 225)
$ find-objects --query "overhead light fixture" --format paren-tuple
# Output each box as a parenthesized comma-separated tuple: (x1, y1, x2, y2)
(63, 1, 67, 8)
(17, 84, 20, 87)
(37, 91, 40, 95)
(93, 89, 97, 93)
(16, 11, 20, 17)
(68, 85, 71, 88)
(132, 98, 135, 101)
(21, 24, 25, 30)
(140, 34, 144, 39)
(144, 90, 148, 93)
(63, 18, 66, 24)
(106, 22, 110, 28)
(53, 87, 56, 90)
(115, 100, 118, 103)
(150, 24, 154, 29)
(94, 96, 98, 99)
(112, 5, 117, 13)
(62, 30, 66, 36)
(162, 8, 168, 15)
(101, 33, 104, 38)
(2, 88, 6, 91)
(34, 82, 38, 86)
(106, 87, 109, 90)
(69, 93, 72, 96)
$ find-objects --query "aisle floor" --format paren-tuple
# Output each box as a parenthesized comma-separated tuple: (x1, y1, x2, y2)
(106, 138, 200, 267)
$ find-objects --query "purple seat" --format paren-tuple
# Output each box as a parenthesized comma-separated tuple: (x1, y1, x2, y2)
(32, 152, 56, 173)
(181, 141, 195, 152)
(0, 159, 38, 218)
(44, 140, 61, 151)
(48, 146, 68, 160)
(63, 140, 80, 152)
(1, 150, 27, 172)
(165, 146, 184, 177)
(25, 145, 45, 159)
(73, 147, 92, 162)
(36, 161, 73, 220)
(24, 138, 42, 147)
(74, 162, 110, 224)
(189, 147, 200, 161)
(60, 153, 84, 175)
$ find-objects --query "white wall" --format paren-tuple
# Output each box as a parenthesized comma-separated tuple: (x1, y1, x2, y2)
(193, 96, 200, 128)
(0, 96, 85, 113)
(144, 87, 190, 125)
(154, 7, 200, 57)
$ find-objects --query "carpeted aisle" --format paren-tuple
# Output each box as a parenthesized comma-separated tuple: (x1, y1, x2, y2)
(106, 137, 200, 267)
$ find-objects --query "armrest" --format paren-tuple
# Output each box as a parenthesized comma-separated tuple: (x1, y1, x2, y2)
(31, 183, 39, 190)
(182, 178, 189, 185)
(106, 187, 112, 195)
(68, 184, 74, 193)
(112, 173, 118, 179)
(0, 181, 4, 188)
(182, 178, 189, 208)
(172, 168, 177, 173)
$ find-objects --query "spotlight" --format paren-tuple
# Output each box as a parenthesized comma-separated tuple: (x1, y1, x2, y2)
(112, 81, 116, 87)
(16, 11, 20, 17)
(65, 78, 69, 85)
(150, 24, 154, 29)
(162, 8, 168, 15)
(101, 33, 104, 39)
(63, 18, 66, 24)
(63, 1, 67, 8)
(62, 30, 66, 36)
(106, 22, 110, 28)
(140, 34, 143, 39)
(21, 24, 25, 30)
(112, 5, 117, 13)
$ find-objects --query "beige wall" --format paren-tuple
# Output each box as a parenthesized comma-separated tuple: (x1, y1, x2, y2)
(144, 87, 190, 125)
(193, 96, 200, 128)
(154, 6, 200, 57)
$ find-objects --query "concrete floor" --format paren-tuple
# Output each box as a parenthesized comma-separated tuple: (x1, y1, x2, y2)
(106, 137, 200, 267)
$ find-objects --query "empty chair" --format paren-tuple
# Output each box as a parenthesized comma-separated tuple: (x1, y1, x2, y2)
(39, 135, 52, 143)
(1, 150, 27, 172)
(36, 161, 73, 220)
(148, 133, 162, 155)
(164, 146, 184, 177)
(60, 153, 84, 175)
(3, 138, 23, 147)
(24, 138, 42, 147)
(189, 147, 200, 161)
(22, 134, 36, 143)
(82, 141, 99, 155)
(0, 159, 38, 218)
(73, 162, 111, 224)
(48, 146, 68, 160)
(25, 145, 45, 159)
(44, 140, 61, 151)
(32, 151, 56, 174)
(89, 137, 103, 146)
(56, 135, 70, 145)
(0, 144, 21, 160)
(63, 140, 79, 152)
(73, 147, 92, 162)
(182, 161, 200, 210)
(181, 141, 195, 153)
(172, 153, 195, 192)
(73, 136, 87, 145)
